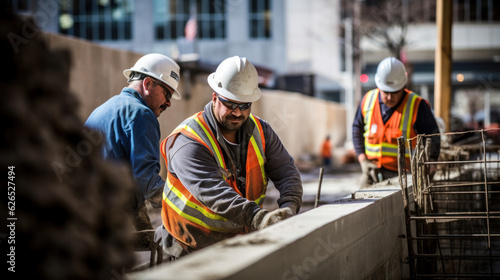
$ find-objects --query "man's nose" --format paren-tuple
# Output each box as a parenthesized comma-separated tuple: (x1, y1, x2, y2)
(232, 107, 243, 116)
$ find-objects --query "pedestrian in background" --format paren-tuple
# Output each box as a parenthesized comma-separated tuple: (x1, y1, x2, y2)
(352, 57, 440, 188)
(321, 135, 333, 168)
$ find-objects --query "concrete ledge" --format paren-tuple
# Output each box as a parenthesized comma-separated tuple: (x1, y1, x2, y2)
(128, 184, 409, 280)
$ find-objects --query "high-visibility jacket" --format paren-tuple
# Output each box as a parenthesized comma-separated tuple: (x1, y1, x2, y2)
(361, 89, 423, 171)
(321, 139, 332, 158)
(159, 111, 268, 249)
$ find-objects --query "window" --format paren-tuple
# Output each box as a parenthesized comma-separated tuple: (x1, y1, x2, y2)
(454, 0, 500, 22)
(58, 0, 133, 41)
(10, 0, 31, 13)
(249, 0, 271, 39)
(154, 0, 226, 40)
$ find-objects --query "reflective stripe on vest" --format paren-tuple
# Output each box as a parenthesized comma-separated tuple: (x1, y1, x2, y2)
(362, 89, 378, 138)
(163, 176, 241, 233)
(162, 112, 267, 235)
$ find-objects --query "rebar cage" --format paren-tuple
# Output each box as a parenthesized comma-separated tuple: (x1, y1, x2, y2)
(398, 129, 500, 279)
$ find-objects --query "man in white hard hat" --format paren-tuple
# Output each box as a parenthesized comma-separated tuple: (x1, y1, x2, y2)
(85, 53, 181, 230)
(155, 56, 303, 257)
(352, 57, 440, 188)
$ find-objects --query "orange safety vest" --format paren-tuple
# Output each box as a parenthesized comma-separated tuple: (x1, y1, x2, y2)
(321, 139, 332, 158)
(159, 111, 268, 249)
(361, 89, 422, 171)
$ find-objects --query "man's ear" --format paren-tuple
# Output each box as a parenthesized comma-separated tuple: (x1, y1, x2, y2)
(142, 77, 152, 93)
(212, 92, 217, 102)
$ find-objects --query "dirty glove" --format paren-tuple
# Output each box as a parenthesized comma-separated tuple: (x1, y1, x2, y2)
(280, 202, 299, 215)
(360, 159, 381, 185)
(147, 187, 163, 208)
(360, 159, 378, 174)
(251, 208, 294, 231)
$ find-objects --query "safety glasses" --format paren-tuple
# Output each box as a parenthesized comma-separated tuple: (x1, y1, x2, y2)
(217, 94, 252, 111)
(153, 79, 173, 101)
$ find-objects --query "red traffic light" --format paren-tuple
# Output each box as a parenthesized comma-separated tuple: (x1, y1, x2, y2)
(360, 74, 369, 83)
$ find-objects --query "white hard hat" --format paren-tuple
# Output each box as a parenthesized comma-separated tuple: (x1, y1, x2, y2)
(374, 57, 407, 92)
(207, 56, 261, 102)
(123, 53, 181, 100)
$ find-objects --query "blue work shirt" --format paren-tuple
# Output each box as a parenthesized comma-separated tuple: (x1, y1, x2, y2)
(85, 87, 164, 210)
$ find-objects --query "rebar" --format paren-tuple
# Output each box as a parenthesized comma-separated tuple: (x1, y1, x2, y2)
(399, 129, 500, 279)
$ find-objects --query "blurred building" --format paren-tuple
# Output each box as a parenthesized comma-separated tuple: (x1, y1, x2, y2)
(350, 0, 500, 130)
(9, 0, 344, 101)
(9, 0, 500, 132)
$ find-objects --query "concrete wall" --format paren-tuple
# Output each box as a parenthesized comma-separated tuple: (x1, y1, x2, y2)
(43, 32, 346, 173)
(128, 184, 409, 280)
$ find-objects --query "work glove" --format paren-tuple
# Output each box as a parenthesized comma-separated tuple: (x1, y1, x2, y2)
(360, 159, 378, 175)
(360, 159, 381, 186)
(251, 208, 294, 231)
(147, 187, 163, 208)
(360, 159, 382, 184)
(280, 202, 299, 215)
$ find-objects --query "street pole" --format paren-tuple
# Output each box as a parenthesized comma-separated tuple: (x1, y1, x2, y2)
(344, 17, 354, 142)
(434, 0, 453, 132)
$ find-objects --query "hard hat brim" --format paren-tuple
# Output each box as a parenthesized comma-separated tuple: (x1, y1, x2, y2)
(375, 74, 407, 92)
(123, 69, 182, 100)
(207, 73, 261, 103)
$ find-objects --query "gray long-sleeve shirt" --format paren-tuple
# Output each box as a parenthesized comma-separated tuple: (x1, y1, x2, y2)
(167, 102, 303, 228)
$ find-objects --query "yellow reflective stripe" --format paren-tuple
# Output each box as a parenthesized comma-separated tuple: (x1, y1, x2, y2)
(363, 90, 377, 137)
(365, 142, 380, 157)
(406, 94, 418, 139)
(381, 151, 398, 157)
(365, 142, 380, 150)
(248, 114, 267, 201)
(380, 150, 410, 158)
(365, 150, 379, 157)
(381, 142, 397, 148)
(399, 101, 408, 131)
(249, 115, 261, 134)
(249, 136, 267, 186)
(183, 125, 203, 143)
(254, 194, 266, 206)
(193, 117, 226, 169)
(166, 178, 229, 221)
(163, 192, 227, 232)
(381, 143, 410, 158)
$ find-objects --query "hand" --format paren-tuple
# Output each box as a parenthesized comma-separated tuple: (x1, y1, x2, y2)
(360, 159, 378, 174)
(280, 202, 298, 215)
(147, 187, 163, 208)
(251, 208, 294, 231)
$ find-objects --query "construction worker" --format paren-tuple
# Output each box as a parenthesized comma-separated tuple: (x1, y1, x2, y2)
(352, 57, 440, 188)
(321, 135, 333, 168)
(85, 53, 181, 230)
(156, 56, 303, 257)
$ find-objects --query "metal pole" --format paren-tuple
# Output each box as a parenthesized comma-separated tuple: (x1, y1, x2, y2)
(398, 136, 415, 277)
(314, 167, 324, 208)
(434, 0, 453, 132)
